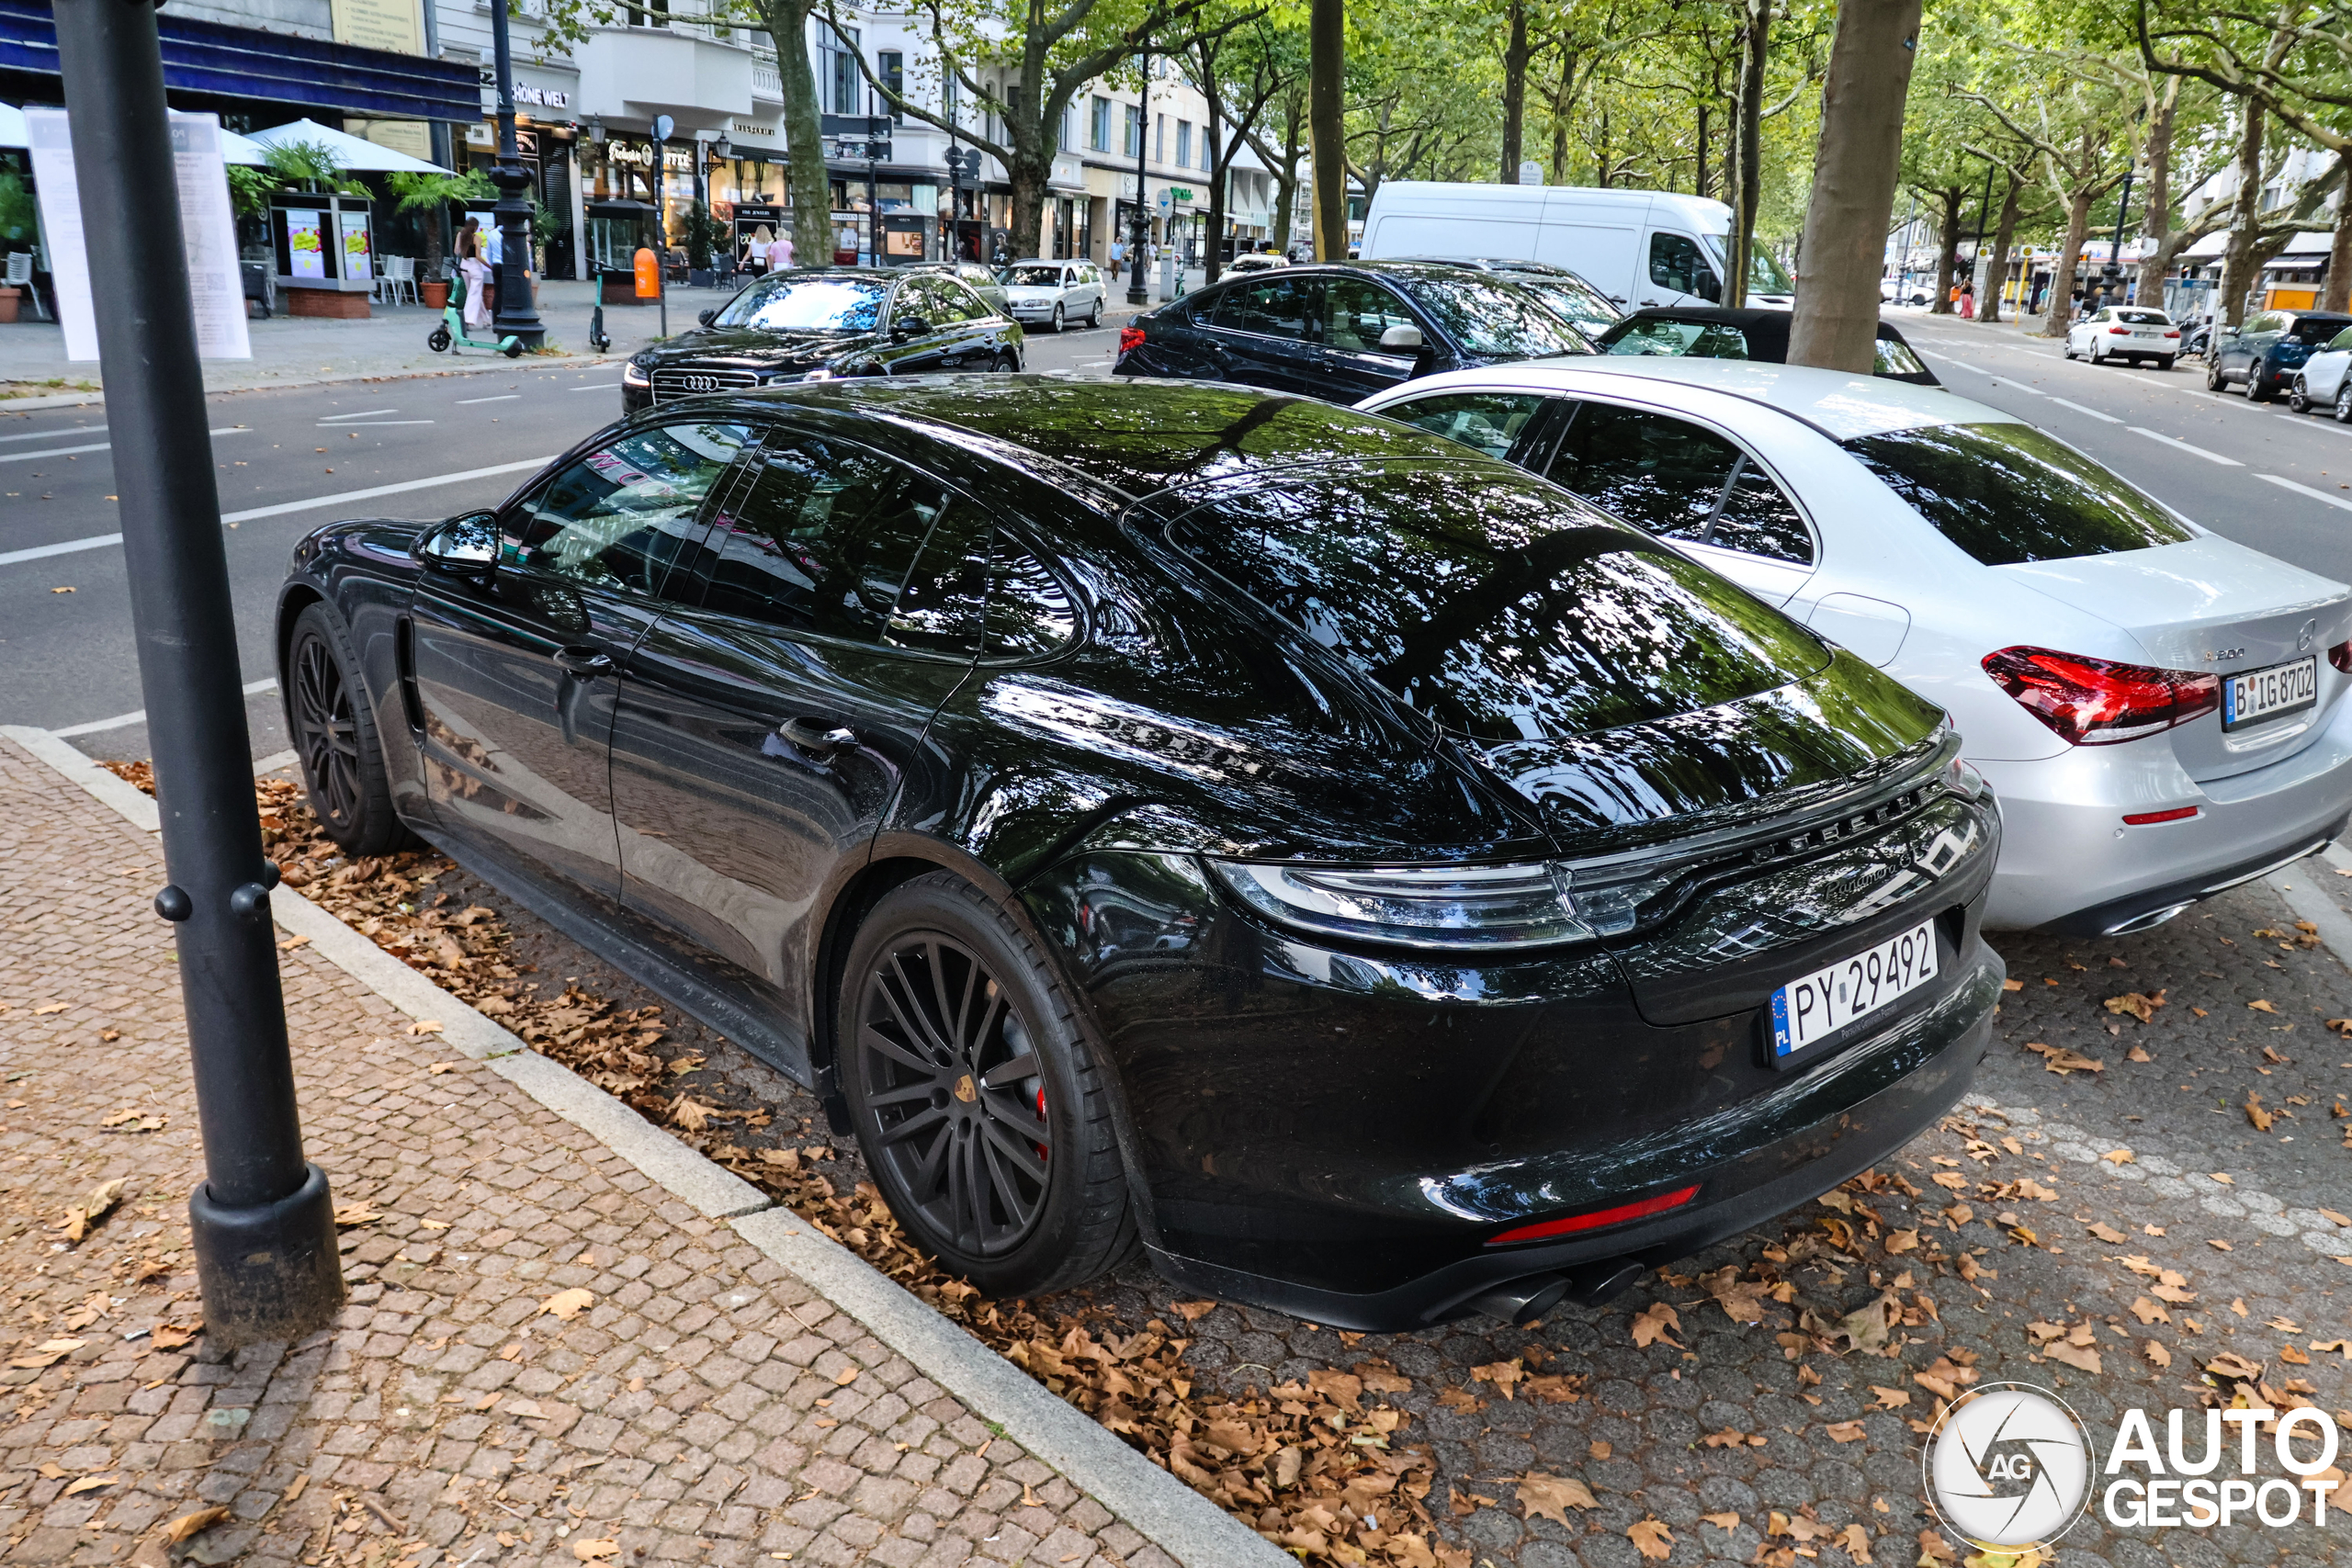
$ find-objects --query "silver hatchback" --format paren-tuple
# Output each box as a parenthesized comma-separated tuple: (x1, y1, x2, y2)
(1000, 259, 1107, 332)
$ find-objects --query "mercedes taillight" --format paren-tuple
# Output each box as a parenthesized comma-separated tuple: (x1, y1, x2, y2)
(1982, 646, 2219, 746)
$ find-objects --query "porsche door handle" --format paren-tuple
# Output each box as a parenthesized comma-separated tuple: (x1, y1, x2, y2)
(553, 647, 616, 679)
(777, 717, 855, 759)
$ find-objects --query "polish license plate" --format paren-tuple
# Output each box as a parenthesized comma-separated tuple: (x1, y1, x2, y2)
(2222, 654, 2318, 731)
(1768, 920, 1939, 1063)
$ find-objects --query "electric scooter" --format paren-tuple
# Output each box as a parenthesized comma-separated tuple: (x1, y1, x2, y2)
(426, 272, 522, 358)
(588, 273, 612, 354)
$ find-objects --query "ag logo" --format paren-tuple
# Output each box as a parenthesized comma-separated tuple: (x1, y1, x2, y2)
(1923, 1382, 2093, 1552)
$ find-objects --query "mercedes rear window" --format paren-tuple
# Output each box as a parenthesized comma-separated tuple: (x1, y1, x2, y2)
(1163, 466, 1828, 740)
(1844, 423, 2192, 566)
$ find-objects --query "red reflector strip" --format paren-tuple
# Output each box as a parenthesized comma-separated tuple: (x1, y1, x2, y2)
(1487, 1185, 1701, 1246)
(2121, 806, 2199, 826)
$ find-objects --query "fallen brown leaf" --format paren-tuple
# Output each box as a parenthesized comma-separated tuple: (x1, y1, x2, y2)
(162, 1507, 229, 1544)
(1825, 1420, 1866, 1442)
(571, 1540, 619, 1562)
(62, 1474, 118, 1496)
(540, 1287, 594, 1321)
(1703, 1511, 1741, 1531)
(1627, 1518, 1674, 1561)
(1870, 1385, 1913, 1408)
(2144, 1339, 2172, 1369)
(1630, 1301, 1681, 1348)
(1514, 1472, 1597, 1526)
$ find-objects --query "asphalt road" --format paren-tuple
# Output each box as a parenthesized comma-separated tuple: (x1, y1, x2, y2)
(0, 323, 1121, 762)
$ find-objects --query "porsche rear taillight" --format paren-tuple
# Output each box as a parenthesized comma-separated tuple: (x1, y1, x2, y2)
(1982, 646, 2219, 746)
(1118, 324, 1146, 355)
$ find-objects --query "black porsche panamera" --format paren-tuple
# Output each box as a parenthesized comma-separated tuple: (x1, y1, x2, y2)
(276, 377, 2004, 1331)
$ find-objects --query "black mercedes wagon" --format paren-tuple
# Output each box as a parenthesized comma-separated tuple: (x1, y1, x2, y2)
(277, 378, 2003, 1330)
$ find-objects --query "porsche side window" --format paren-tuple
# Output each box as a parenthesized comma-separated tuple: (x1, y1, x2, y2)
(503, 421, 753, 599)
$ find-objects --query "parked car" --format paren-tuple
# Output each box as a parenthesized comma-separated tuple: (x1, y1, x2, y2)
(276, 377, 1999, 1330)
(1227, 251, 1291, 273)
(1396, 256, 1623, 341)
(1358, 180, 1795, 309)
(913, 259, 1012, 315)
(1880, 280, 1932, 307)
(2206, 308, 2352, 400)
(1360, 358, 2352, 936)
(1114, 259, 1591, 403)
(620, 269, 1023, 414)
(2064, 306, 2181, 368)
(1594, 306, 1937, 386)
(999, 258, 1107, 332)
(2287, 325, 2352, 418)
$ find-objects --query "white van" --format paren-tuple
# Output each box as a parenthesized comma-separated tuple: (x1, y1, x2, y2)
(1358, 182, 1794, 310)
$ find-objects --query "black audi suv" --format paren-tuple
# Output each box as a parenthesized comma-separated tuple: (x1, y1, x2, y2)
(277, 378, 2002, 1330)
(622, 268, 1023, 414)
(1114, 259, 1593, 402)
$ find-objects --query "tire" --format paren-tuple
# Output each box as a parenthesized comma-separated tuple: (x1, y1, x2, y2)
(993, 350, 1018, 372)
(2334, 382, 2352, 423)
(2291, 377, 2313, 413)
(504, 341, 524, 359)
(1050, 303, 1066, 333)
(2208, 361, 2226, 391)
(284, 602, 415, 857)
(1087, 299, 1102, 329)
(427, 324, 451, 353)
(2157, 356, 2176, 370)
(839, 872, 1137, 1297)
(2064, 342, 2077, 360)
(2246, 366, 2270, 400)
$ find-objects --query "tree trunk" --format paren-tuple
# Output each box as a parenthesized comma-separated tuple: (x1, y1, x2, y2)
(2324, 167, 2352, 311)
(749, 0, 833, 267)
(1310, 0, 1347, 259)
(1499, 0, 1530, 183)
(1548, 44, 1577, 185)
(1929, 185, 1963, 312)
(2133, 75, 2179, 308)
(1694, 102, 1711, 199)
(1788, 0, 1923, 372)
(1724, 0, 1769, 307)
(2220, 96, 2267, 328)
(2042, 187, 2094, 336)
(1979, 172, 2020, 325)
(1250, 90, 1308, 255)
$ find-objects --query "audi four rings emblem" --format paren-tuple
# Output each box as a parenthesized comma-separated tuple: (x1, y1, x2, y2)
(680, 373, 718, 391)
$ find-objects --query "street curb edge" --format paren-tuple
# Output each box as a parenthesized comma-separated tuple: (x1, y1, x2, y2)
(1, 725, 1265, 1567)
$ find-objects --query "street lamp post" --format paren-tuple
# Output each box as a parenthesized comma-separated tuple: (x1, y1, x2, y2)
(50, 0, 343, 1347)
(488, 0, 546, 347)
(2109, 172, 2137, 307)
(1127, 47, 1150, 307)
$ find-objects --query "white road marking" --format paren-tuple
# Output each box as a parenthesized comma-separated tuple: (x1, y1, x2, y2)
(317, 408, 401, 422)
(316, 420, 436, 426)
(2130, 427, 2245, 465)
(2254, 473, 2352, 513)
(0, 456, 552, 569)
(2046, 397, 2123, 423)
(567, 382, 621, 391)
(0, 426, 251, 465)
(456, 395, 520, 404)
(0, 426, 105, 445)
(53, 677, 280, 738)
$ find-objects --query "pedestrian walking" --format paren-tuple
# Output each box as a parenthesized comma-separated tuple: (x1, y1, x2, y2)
(1960, 281, 1976, 320)
(765, 229, 794, 271)
(457, 227, 492, 333)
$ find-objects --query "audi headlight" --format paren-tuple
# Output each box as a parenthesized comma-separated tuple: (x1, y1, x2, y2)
(623, 360, 650, 388)
(1211, 861, 1606, 952)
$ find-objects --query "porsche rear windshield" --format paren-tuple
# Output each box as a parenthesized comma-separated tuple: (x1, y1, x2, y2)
(1163, 467, 1828, 740)
(1844, 423, 2192, 566)
(713, 276, 890, 332)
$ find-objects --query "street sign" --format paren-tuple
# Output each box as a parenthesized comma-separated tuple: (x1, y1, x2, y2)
(822, 114, 890, 138)
(1519, 160, 1543, 186)
(651, 113, 674, 143)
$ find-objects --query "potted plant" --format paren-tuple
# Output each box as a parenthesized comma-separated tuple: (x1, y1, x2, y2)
(389, 168, 493, 310)
(0, 168, 32, 323)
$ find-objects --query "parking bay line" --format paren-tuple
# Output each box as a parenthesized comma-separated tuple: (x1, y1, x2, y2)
(566, 382, 620, 392)
(317, 408, 401, 423)
(0, 425, 106, 445)
(52, 677, 280, 739)
(2130, 427, 2244, 465)
(455, 395, 520, 405)
(2253, 473, 2352, 513)
(2045, 396, 2123, 423)
(0, 456, 553, 569)
(0, 426, 251, 465)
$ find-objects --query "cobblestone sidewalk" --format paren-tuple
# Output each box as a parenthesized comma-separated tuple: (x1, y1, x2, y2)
(0, 734, 1161, 1568)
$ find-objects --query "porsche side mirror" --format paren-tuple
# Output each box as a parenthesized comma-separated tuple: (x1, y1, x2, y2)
(414, 512, 498, 581)
(1378, 323, 1425, 351)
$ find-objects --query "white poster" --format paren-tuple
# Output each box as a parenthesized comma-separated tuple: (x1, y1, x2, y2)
(339, 210, 374, 282)
(25, 107, 254, 363)
(286, 210, 327, 280)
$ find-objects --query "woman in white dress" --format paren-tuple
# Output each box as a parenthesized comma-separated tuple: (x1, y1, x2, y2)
(458, 228, 492, 333)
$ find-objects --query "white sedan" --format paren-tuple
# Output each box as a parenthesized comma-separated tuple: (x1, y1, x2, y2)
(2064, 305, 2181, 368)
(998, 259, 1106, 332)
(2286, 323, 2352, 419)
(1227, 252, 1291, 273)
(1359, 360, 2352, 934)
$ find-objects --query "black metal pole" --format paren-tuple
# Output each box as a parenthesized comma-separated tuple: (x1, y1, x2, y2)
(488, 0, 546, 346)
(1972, 154, 1994, 299)
(1127, 47, 1150, 306)
(51, 0, 342, 1348)
(2109, 172, 2136, 305)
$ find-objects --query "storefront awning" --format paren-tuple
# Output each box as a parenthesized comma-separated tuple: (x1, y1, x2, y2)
(0, 0, 481, 122)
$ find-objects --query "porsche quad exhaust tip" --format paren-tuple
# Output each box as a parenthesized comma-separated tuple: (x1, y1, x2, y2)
(1468, 1258, 1648, 1326)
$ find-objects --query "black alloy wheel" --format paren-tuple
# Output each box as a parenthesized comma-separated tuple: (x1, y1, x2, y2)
(285, 603, 413, 855)
(842, 873, 1136, 1295)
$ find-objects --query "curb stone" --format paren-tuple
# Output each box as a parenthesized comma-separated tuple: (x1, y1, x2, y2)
(0, 354, 635, 413)
(2, 721, 1283, 1568)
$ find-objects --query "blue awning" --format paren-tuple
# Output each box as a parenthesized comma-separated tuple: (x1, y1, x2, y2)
(0, 0, 480, 122)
